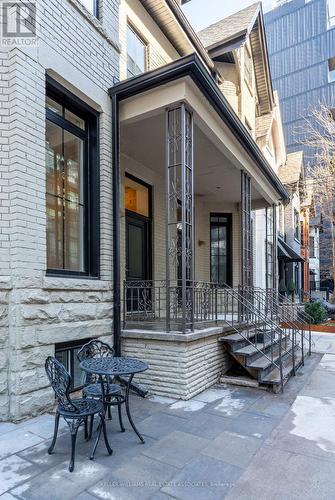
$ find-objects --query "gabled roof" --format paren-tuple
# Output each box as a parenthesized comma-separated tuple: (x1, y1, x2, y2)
(278, 151, 304, 188)
(197, 2, 274, 115)
(198, 3, 260, 49)
(255, 113, 273, 142)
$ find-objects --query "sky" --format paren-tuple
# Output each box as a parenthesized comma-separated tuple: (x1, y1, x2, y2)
(182, 0, 278, 31)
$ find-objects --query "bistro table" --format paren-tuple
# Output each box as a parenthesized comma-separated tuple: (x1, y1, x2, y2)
(80, 357, 148, 447)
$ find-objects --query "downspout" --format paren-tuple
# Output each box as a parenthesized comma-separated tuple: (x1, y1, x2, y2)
(112, 93, 121, 356)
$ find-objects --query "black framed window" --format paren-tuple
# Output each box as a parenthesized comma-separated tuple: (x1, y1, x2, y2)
(55, 339, 92, 391)
(309, 236, 315, 258)
(127, 25, 147, 78)
(210, 214, 232, 286)
(294, 209, 300, 241)
(45, 78, 99, 277)
(79, 0, 98, 17)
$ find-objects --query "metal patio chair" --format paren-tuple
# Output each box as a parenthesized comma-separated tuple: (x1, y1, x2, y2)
(45, 356, 112, 472)
(77, 340, 125, 436)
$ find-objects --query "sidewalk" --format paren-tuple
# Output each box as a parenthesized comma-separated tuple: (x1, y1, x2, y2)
(0, 332, 332, 499)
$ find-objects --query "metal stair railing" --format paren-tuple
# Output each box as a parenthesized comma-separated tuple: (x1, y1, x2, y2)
(217, 285, 285, 392)
(239, 286, 303, 377)
(244, 287, 306, 375)
(265, 289, 313, 358)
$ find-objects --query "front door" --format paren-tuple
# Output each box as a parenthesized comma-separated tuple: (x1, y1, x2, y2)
(126, 216, 150, 282)
(210, 213, 232, 286)
(125, 175, 152, 315)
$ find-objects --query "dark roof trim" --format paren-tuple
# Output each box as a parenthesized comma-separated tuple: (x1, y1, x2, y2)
(165, 0, 213, 69)
(109, 54, 289, 201)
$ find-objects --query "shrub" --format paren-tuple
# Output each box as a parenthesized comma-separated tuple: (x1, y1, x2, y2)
(286, 280, 296, 296)
(305, 301, 328, 324)
(278, 280, 287, 295)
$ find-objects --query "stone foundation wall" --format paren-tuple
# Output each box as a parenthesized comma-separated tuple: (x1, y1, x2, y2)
(0, 279, 11, 420)
(3, 277, 113, 422)
(121, 329, 233, 400)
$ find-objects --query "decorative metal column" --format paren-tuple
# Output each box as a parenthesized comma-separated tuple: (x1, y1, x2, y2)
(166, 104, 194, 333)
(265, 204, 277, 290)
(240, 171, 252, 288)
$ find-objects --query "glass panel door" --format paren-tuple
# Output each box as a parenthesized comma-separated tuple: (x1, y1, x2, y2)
(210, 214, 232, 286)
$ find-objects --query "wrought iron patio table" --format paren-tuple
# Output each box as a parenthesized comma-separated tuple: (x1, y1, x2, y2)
(80, 357, 148, 444)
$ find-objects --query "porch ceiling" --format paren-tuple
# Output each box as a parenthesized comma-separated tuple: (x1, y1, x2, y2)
(121, 113, 263, 203)
(112, 55, 289, 204)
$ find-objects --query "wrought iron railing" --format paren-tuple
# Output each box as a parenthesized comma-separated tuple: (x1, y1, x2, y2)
(123, 280, 311, 389)
(240, 287, 311, 372)
(123, 280, 218, 332)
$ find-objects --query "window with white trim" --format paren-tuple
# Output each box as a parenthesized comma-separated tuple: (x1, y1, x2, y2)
(127, 25, 147, 78)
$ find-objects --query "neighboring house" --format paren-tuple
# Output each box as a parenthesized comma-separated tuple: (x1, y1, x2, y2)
(265, 0, 335, 283)
(0, 0, 292, 421)
(197, 4, 288, 292)
(277, 152, 305, 298)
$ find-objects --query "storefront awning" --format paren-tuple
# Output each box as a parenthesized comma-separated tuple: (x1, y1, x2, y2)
(278, 238, 304, 262)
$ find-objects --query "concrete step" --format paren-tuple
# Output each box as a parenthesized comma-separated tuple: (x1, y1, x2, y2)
(260, 346, 303, 388)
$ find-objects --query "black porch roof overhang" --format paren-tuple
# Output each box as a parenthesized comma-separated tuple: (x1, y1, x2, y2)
(109, 53, 289, 202)
(278, 238, 304, 262)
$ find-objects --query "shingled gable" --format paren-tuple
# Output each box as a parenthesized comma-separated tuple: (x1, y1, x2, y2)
(198, 2, 274, 115)
(278, 151, 304, 190)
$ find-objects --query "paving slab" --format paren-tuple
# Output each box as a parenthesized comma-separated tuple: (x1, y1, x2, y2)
(204, 387, 257, 418)
(268, 394, 335, 462)
(202, 430, 263, 469)
(179, 411, 233, 440)
(300, 367, 335, 399)
(248, 394, 291, 417)
(16, 414, 67, 440)
(0, 423, 16, 436)
(137, 412, 187, 439)
(319, 353, 335, 372)
(89, 455, 178, 500)
(0, 428, 45, 460)
(0, 455, 42, 496)
(227, 411, 279, 440)
(161, 455, 242, 500)
(312, 332, 335, 354)
(225, 445, 335, 500)
(142, 430, 209, 468)
(11, 455, 111, 500)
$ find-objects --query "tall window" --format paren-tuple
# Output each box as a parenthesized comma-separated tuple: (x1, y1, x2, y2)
(46, 79, 99, 276)
(210, 214, 232, 286)
(265, 209, 274, 289)
(294, 209, 300, 241)
(79, 0, 98, 16)
(309, 236, 315, 258)
(127, 25, 146, 78)
(244, 45, 253, 88)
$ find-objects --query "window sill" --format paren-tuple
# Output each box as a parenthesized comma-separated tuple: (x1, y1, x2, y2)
(43, 274, 112, 292)
(67, 0, 120, 53)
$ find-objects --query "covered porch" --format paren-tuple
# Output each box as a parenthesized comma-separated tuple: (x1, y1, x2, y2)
(109, 55, 288, 399)
(112, 57, 283, 335)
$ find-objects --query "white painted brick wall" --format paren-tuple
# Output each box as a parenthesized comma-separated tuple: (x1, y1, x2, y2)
(0, 0, 192, 420)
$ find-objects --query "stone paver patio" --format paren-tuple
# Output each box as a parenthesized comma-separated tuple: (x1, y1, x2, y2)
(1, 332, 335, 499)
